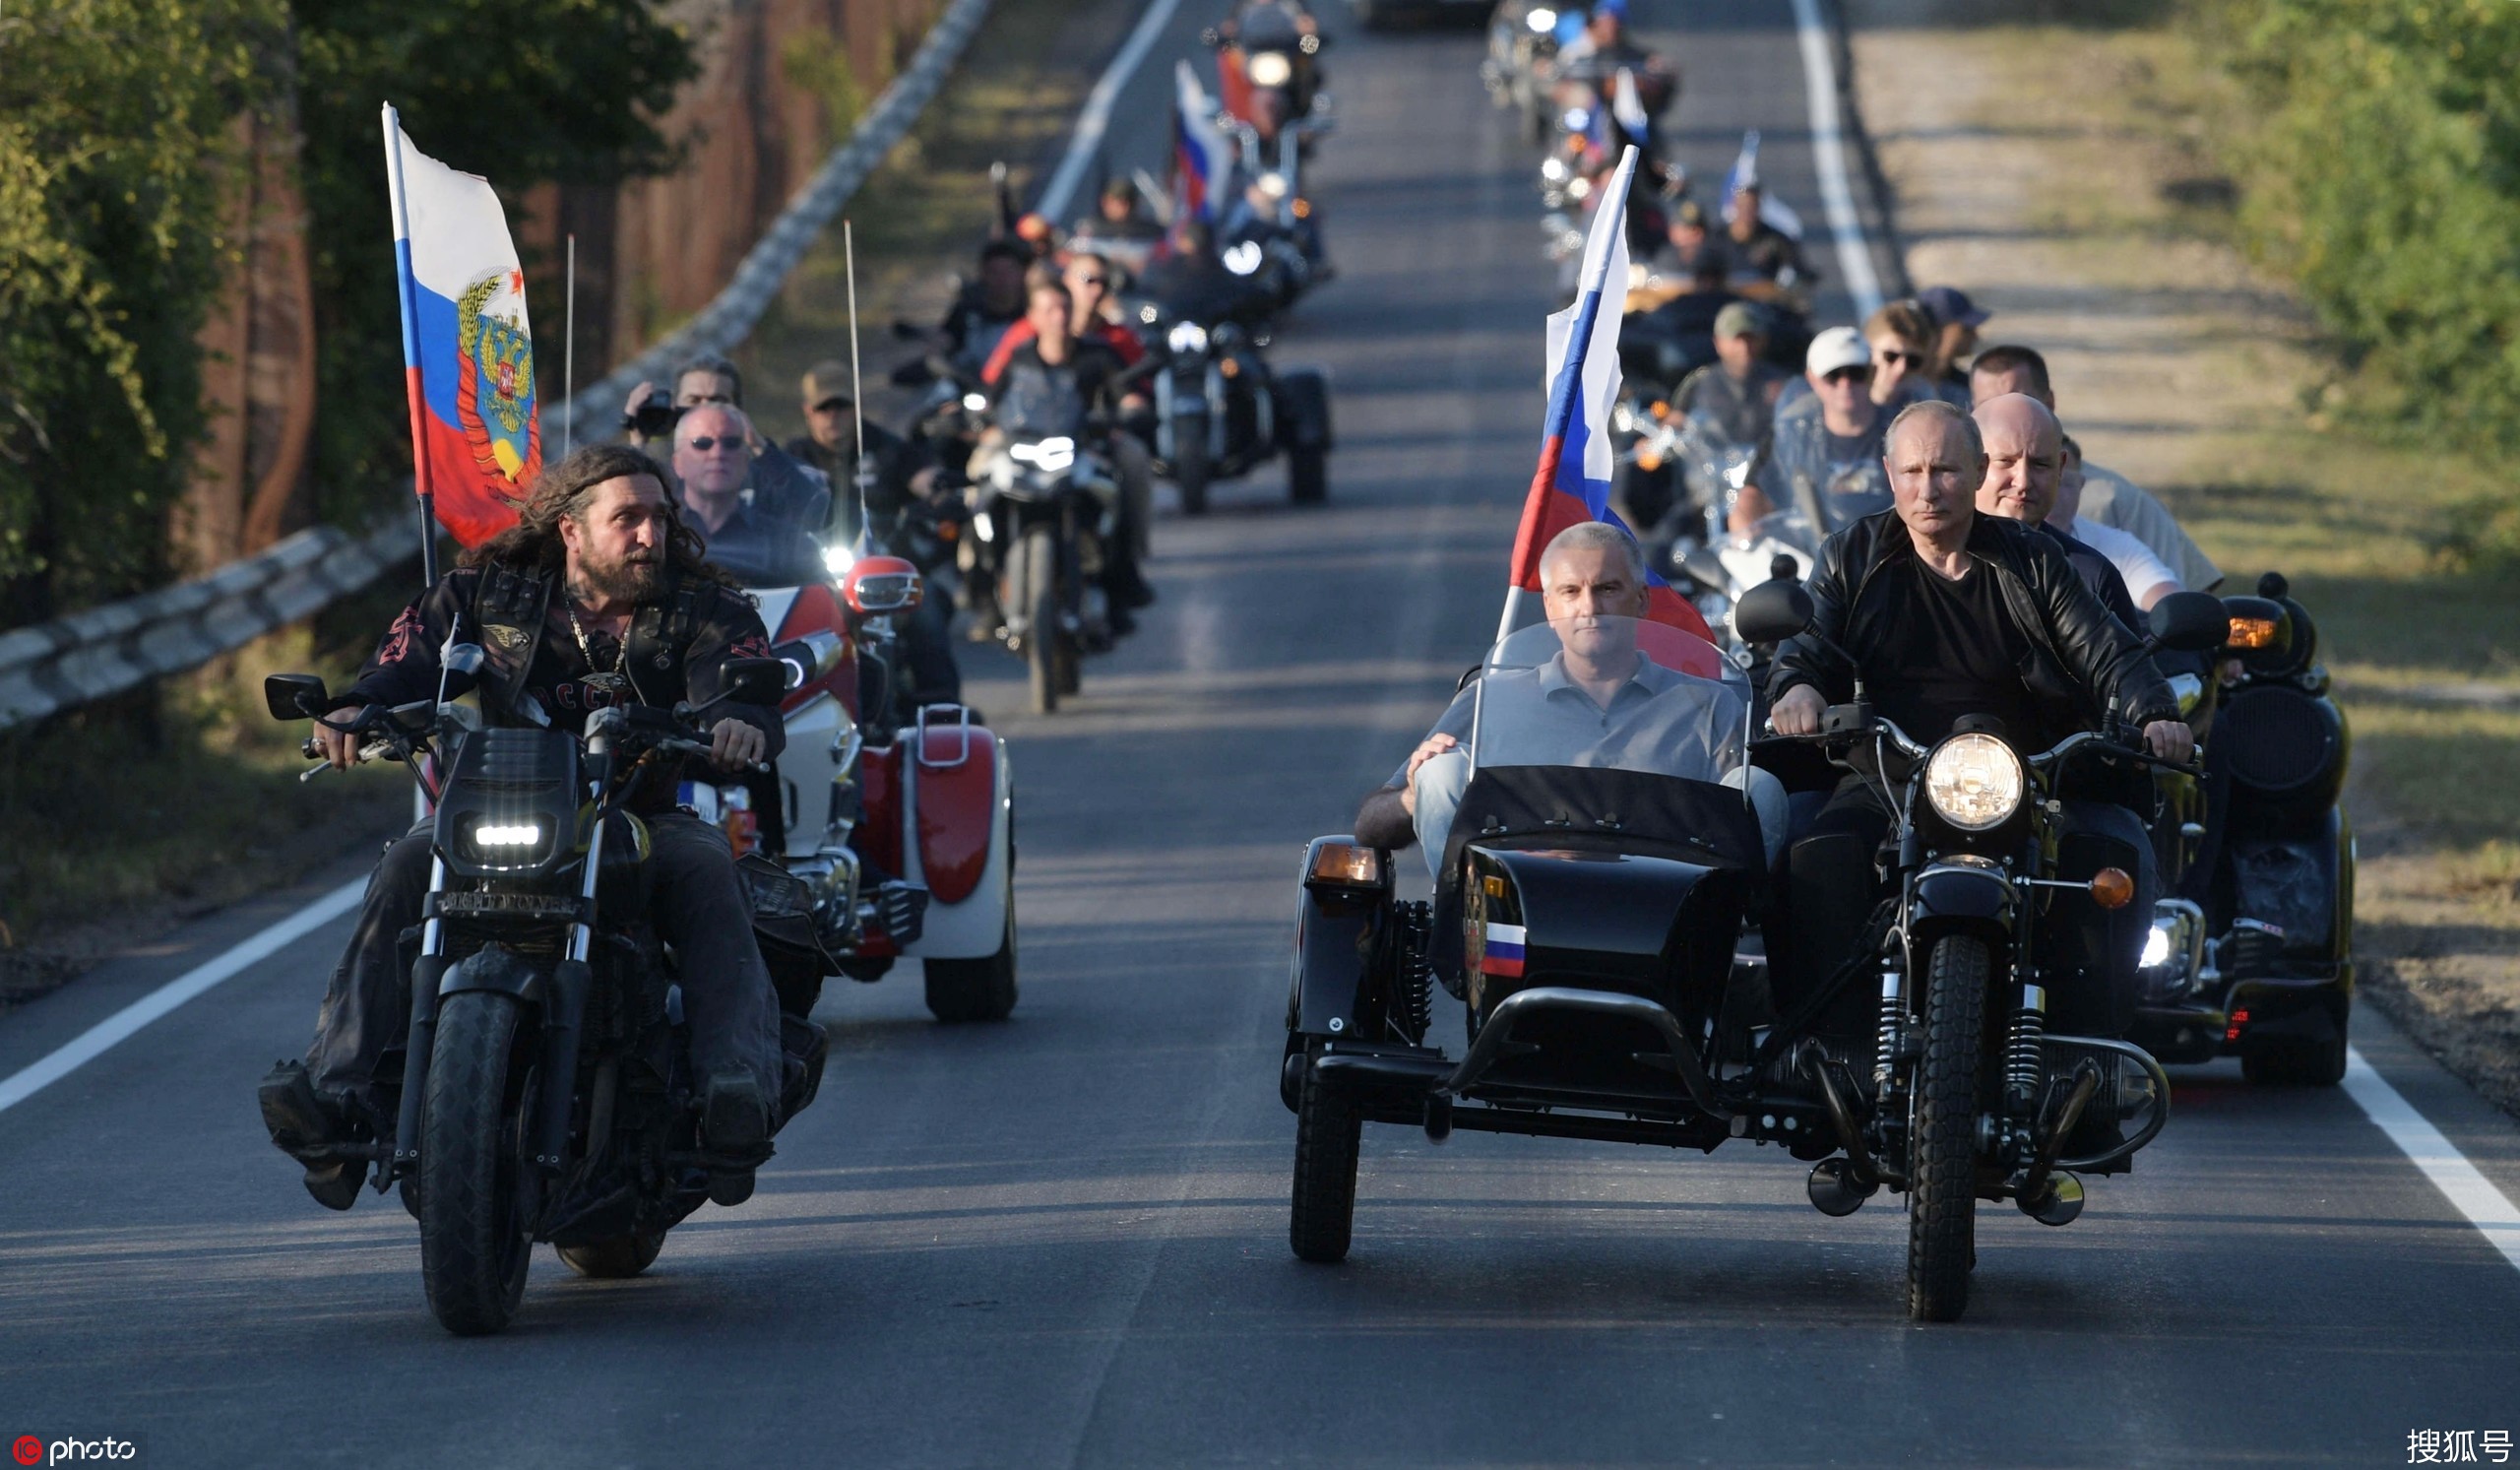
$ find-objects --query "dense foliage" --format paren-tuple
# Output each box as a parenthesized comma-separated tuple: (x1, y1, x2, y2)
(0, 0, 694, 626)
(290, 0, 696, 526)
(2207, 0, 2520, 450)
(0, 0, 278, 624)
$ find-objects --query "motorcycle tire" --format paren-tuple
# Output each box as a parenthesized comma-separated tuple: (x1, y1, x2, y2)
(1289, 1045, 1361, 1263)
(556, 1232, 666, 1280)
(1287, 444, 1329, 506)
(417, 991, 536, 1336)
(1173, 432, 1212, 517)
(1016, 527, 1060, 716)
(924, 910, 1019, 1023)
(1907, 935, 1987, 1323)
(2241, 1028, 2348, 1087)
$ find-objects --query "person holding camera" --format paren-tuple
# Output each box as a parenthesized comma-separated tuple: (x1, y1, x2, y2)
(622, 354, 831, 533)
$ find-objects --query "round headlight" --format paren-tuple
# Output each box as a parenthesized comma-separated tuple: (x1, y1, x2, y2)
(1922, 732, 2024, 831)
(1247, 50, 1292, 88)
(1166, 321, 1209, 354)
(1528, 6, 1559, 32)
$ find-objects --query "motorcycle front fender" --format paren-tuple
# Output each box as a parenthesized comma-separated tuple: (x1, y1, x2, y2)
(1903, 865, 2018, 963)
(438, 940, 546, 1005)
(1287, 836, 1393, 1046)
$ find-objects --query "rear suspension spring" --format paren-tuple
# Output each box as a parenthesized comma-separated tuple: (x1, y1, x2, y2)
(1394, 900, 1434, 1044)
(1873, 957, 1904, 1095)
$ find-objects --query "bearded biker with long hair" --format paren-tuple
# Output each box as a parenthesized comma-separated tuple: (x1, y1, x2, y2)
(256, 445, 791, 1210)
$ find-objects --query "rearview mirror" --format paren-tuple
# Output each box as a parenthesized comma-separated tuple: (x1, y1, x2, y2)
(719, 657, 792, 705)
(2148, 591, 2230, 654)
(1732, 579, 1814, 646)
(263, 673, 329, 722)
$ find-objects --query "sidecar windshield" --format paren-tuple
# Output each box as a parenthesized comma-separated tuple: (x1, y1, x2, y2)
(1469, 615, 1749, 781)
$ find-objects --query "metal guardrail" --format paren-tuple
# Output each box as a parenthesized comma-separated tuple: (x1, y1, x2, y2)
(0, 519, 420, 729)
(0, 0, 996, 734)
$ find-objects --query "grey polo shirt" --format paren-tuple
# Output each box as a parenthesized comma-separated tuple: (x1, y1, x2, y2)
(1390, 653, 1745, 787)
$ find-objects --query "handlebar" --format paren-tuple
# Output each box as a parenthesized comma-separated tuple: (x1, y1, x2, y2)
(1759, 710, 2200, 778)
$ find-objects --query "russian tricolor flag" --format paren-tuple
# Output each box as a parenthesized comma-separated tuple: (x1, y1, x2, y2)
(1172, 60, 1236, 225)
(1480, 922, 1528, 980)
(1499, 145, 1712, 645)
(384, 104, 538, 549)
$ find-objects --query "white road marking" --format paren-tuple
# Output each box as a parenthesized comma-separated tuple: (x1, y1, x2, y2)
(2344, 1047, 2520, 1273)
(1787, 0, 1885, 320)
(0, 878, 366, 1117)
(1034, 0, 1189, 225)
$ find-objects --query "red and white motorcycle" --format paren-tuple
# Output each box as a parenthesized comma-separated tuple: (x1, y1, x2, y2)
(684, 551, 1018, 1022)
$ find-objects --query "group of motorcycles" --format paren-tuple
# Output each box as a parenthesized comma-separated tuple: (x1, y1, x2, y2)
(1269, 0, 2359, 1324)
(878, 10, 1342, 716)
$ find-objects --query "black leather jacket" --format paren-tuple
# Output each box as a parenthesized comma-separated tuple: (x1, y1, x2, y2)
(1769, 509, 2178, 742)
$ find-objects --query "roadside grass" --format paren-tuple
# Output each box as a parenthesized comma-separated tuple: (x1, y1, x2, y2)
(0, 576, 411, 1005)
(1854, 5, 2520, 1111)
(740, 0, 1137, 448)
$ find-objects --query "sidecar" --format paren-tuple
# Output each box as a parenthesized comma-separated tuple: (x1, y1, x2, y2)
(1278, 617, 1845, 1264)
(2127, 573, 2352, 1084)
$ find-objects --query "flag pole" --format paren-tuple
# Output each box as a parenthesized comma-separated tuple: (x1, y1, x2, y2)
(844, 218, 870, 554)
(381, 101, 439, 588)
(562, 232, 576, 461)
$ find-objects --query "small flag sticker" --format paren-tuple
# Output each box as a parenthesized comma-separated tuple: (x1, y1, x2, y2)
(1481, 922, 1527, 979)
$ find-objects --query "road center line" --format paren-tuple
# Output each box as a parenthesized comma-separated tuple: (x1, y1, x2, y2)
(1788, 0, 1885, 320)
(0, 878, 366, 1117)
(1035, 0, 1188, 226)
(2343, 1047, 2520, 1273)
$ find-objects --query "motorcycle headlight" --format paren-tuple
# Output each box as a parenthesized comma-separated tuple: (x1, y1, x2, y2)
(1527, 6, 1558, 32)
(1223, 240, 1265, 276)
(2140, 924, 2172, 970)
(1248, 50, 1292, 88)
(1167, 321, 1210, 354)
(458, 816, 553, 866)
(1922, 733, 2024, 832)
(962, 392, 988, 412)
(823, 542, 856, 579)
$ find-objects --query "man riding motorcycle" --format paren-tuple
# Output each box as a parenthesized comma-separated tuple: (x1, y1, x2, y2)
(976, 280, 1156, 624)
(1974, 394, 2144, 635)
(1734, 326, 1890, 534)
(1766, 401, 2191, 1043)
(257, 446, 789, 1209)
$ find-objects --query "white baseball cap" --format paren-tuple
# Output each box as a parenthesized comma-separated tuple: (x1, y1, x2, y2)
(1805, 325, 1871, 378)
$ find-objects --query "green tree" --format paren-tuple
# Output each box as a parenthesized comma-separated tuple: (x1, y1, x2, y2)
(0, 0, 282, 624)
(288, 0, 697, 527)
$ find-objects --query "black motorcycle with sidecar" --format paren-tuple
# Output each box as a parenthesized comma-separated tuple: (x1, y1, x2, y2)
(2127, 571, 2356, 1084)
(1280, 589, 2230, 1321)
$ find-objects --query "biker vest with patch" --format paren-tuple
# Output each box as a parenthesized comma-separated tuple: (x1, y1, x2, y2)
(470, 564, 718, 728)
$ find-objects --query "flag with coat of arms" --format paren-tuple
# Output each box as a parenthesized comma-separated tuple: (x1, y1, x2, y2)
(383, 103, 538, 549)
(1499, 144, 1714, 647)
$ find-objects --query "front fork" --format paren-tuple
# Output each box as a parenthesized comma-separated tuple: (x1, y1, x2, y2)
(388, 821, 605, 1191)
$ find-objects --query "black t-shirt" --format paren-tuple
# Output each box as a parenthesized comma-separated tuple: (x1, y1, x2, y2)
(1863, 556, 2038, 746)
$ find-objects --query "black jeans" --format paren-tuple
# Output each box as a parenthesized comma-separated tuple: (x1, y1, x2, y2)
(1776, 775, 2156, 1042)
(306, 812, 785, 1116)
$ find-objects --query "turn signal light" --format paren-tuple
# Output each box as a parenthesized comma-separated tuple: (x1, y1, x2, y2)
(1292, 197, 1312, 220)
(2227, 615, 2281, 649)
(1309, 842, 1381, 888)
(2090, 867, 2135, 910)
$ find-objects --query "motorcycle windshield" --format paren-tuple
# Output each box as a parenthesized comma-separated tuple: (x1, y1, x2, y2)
(1813, 459, 1892, 532)
(1470, 615, 1749, 783)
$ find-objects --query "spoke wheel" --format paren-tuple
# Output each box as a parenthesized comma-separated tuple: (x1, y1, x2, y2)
(1907, 935, 1987, 1323)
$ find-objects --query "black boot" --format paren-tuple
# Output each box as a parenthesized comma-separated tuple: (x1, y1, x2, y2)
(258, 1061, 365, 1211)
(701, 1071, 772, 1207)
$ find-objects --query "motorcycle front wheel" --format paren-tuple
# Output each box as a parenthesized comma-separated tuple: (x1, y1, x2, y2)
(1173, 429, 1212, 517)
(1014, 526, 1061, 715)
(1908, 934, 1987, 1323)
(418, 991, 536, 1335)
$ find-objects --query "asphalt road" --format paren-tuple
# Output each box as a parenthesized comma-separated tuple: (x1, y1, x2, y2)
(6, 5, 2520, 1467)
